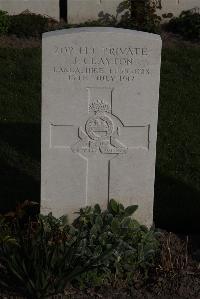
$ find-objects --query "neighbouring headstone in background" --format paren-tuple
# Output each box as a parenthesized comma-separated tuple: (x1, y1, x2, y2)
(0, 0, 60, 20)
(157, 0, 200, 19)
(67, 0, 200, 24)
(67, 0, 122, 24)
(41, 27, 162, 227)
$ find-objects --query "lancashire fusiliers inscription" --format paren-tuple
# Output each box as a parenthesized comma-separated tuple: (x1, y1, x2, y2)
(41, 28, 162, 227)
(53, 46, 150, 82)
(53, 45, 150, 82)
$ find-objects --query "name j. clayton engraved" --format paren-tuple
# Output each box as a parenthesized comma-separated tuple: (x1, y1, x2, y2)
(72, 99, 127, 155)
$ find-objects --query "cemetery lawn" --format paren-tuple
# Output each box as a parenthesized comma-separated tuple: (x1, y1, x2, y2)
(0, 48, 41, 213)
(0, 43, 200, 232)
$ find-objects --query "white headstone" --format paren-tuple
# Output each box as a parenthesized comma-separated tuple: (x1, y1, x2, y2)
(41, 27, 162, 227)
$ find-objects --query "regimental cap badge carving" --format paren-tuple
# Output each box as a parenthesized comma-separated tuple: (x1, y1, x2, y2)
(71, 88, 128, 156)
(89, 100, 111, 114)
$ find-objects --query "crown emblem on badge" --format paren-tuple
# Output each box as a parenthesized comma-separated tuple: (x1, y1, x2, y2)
(89, 100, 111, 114)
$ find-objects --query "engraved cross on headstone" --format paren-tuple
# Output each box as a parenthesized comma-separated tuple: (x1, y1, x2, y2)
(50, 87, 150, 208)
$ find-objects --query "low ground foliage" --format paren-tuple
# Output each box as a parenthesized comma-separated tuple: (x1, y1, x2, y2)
(0, 11, 58, 37)
(7, 14, 51, 38)
(0, 203, 196, 299)
(0, 200, 159, 298)
(165, 10, 200, 41)
(0, 10, 9, 35)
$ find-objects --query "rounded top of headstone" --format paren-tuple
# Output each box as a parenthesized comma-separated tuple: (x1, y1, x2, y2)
(43, 27, 162, 41)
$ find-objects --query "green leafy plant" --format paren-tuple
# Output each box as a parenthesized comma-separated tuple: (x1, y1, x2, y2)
(165, 10, 200, 41)
(0, 10, 10, 35)
(67, 0, 161, 33)
(0, 213, 114, 298)
(7, 13, 53, 37)
(74, 199, 159, 287)
(0, 216, 17, 248)
(0, 200, 159, 296)
(117, 0, 161, 33)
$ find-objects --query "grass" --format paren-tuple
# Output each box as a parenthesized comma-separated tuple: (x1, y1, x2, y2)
(0, 48, 41, 212)
(155, 46, 200, 231)
(0, 45, 200, 232)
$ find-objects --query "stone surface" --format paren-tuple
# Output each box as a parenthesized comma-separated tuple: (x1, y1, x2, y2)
(0, 0, 59, 20)
(41, 27, 162, 227)
(67, 0, 122, 24)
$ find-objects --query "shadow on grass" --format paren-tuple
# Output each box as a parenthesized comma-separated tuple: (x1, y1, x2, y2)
(154, 168, 200, 233)
(0, 123, 40, 213)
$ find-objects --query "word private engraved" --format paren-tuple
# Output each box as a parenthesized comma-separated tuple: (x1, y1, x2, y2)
(72, 98, 127, 156)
